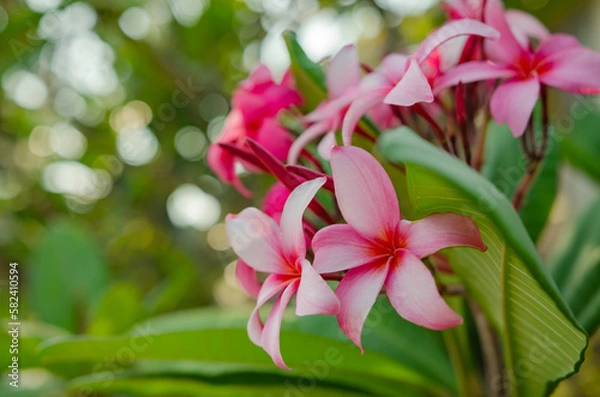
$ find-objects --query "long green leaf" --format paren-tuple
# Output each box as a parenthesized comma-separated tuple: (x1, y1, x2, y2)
(380, 128, 587, 397)
(559, 111, 600, 184)
(549, 197, 600, 335)
(39, 319, 445, 396)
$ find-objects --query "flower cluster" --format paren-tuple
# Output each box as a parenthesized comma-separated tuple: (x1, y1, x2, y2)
(212, 0, 600, 368)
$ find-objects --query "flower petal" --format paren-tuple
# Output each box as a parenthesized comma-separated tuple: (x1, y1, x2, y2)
(279, 177, 326, 259)
(403, 213, 486, 258)
(490, 76, 540, 137)
(433, 61, 516, 94)
(539, 47, 600, 94)
(484, 0, 527, 65)
(336, 260, 390, 351)
(236, 260, 262, 298)
(535, 34, 580, 60)
(287, 120, 331, 164)
(261, 280, 299, 369)
(313, 224, 383, 273)
(414, 19, 500, 63)
(226, 208, 288, 274)
(330, 146, 400, 242)
(383, 58, 434, 107)
(248, 274, 294, 346)
(341, 88, 387, 146)
(327, 45, 362, 98)
(295, 259, 340, 316)
(317, 131, 337, 160)
(386, 250, 462, 330)
(505, 9, 550, 47)
(254, 118, 294, 162)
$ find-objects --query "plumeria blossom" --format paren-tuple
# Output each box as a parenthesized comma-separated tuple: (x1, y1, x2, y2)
(434, 0, 600, 137)
(312, 146, 486, 350)
(208, 65, 302, 196)
(340, 19, 499, 145)
(226, 177, 339, 369)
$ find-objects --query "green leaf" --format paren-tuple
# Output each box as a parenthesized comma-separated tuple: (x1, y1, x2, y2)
(482, 121, 559, 242)
(39, 311, 446, 397)
(380, 128, 587, 397)
(87, 282, 144, 336)
(283, 31, 327, 111)
(549, 197, 600, 335)
(560, 111, 600, 184)
(27, 220, 109, 332)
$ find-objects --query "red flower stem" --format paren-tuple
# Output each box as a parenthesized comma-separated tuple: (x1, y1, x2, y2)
(413, 104, 454, 154)
(455, 83, 472, 164)
(300, 149, 326, 173)
(321, 273, 344, 282)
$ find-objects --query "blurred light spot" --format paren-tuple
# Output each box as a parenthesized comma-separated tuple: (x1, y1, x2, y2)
(43, 161, 112, 200)
(213, 278, 247, 307)
(375, 0, 437, 15)
(0, 5, 8, 33)
(199, 93, 229, 121)
(13, 141, 44, 173)
(119, 7, 152, 40)
(145, 0, 173, 24)
(54, 87, 87, 118)
(51, 32, 118, 96)
(78, 102, 105, 126)
(167, 184, 221, 230)
(110, 100, 153, 133)
(26, 0, 61, 13)
(50, 123, 87, 160)
(298, 9, 343, 61)
(242, 40, 261, 71)
(207, 223, 230, 251)
(207, 116, 226, 142)
(174, 126, 207, 161)
(0, 172, 21, 200)
(354, 6, 383, 39)
(29, 126, 54, 157)
(260, 25, 290, 78)
(223, 260, 239, 289)
(169, 0, 208, 27)
(93, 155, 124, 177)
(38, 2, 97, 39)
(2, 70, 48, 110)
(117, 128, 159, 166)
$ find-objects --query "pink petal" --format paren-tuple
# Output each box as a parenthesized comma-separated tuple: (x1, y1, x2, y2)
(247, 274, 294, 346)
(336, 260, 390, 351)
(385, 250, 462, 330)
(279, 178, 326, 259)
(263, 182, 291, 224)
(341, 87, 387, 146)
(226, 209, 289, 274)
(317, 131, 337, 160)
(327, 45, 362, 98)
(539, 47, 600, 94)
(236, 260, 262, 298)
(261, 280, 299, 369)
(330, 146, 400, 242)
(484, 0, 527, 65)
(490, 76, 540, 137)
(403, 213, 486, 259)
(380, 53, 409, 83)
(535, 34, 581, 60)
(287, 120, 331, 164)
(505, 9, 550, 47)
(414, 19, 500, 63)
(295, 258, 340, 316)
(433, 61, 515, 94)
(312, 224, 383, 273)
(254, 118, 294, 162)
(383, 58, 434, 107)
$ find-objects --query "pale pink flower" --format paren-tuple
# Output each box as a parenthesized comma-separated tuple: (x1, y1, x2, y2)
(207, 65, 302, 196)
(226, 178, 339, 368)
(434, 0, 600, 137)
(340, 19, 499, 145)
(312, 146, 485, 350)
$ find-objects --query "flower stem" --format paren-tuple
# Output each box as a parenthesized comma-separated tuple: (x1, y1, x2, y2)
(470, 300, 504, 397)
(413, 104, 454, 155)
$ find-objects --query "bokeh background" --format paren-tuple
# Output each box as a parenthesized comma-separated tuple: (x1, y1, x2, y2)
(0, 0, 599, 395)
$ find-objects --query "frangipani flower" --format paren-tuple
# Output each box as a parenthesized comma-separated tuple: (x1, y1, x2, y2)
(208, 65, 302, 196)
(434, 0, 600, 137)
(226, 177, 339, 369)
(312, 146, 485, 350)
(341, 19, 499, 145)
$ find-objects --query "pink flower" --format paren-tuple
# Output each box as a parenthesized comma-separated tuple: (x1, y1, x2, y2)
(263, 181, 292, 224)
(341, 19, 499, 145)
(207, 65, 302, 196)
(312, 146, 485, 350)
(434, 0, 600, 137)
(226, 177, 339, 369)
